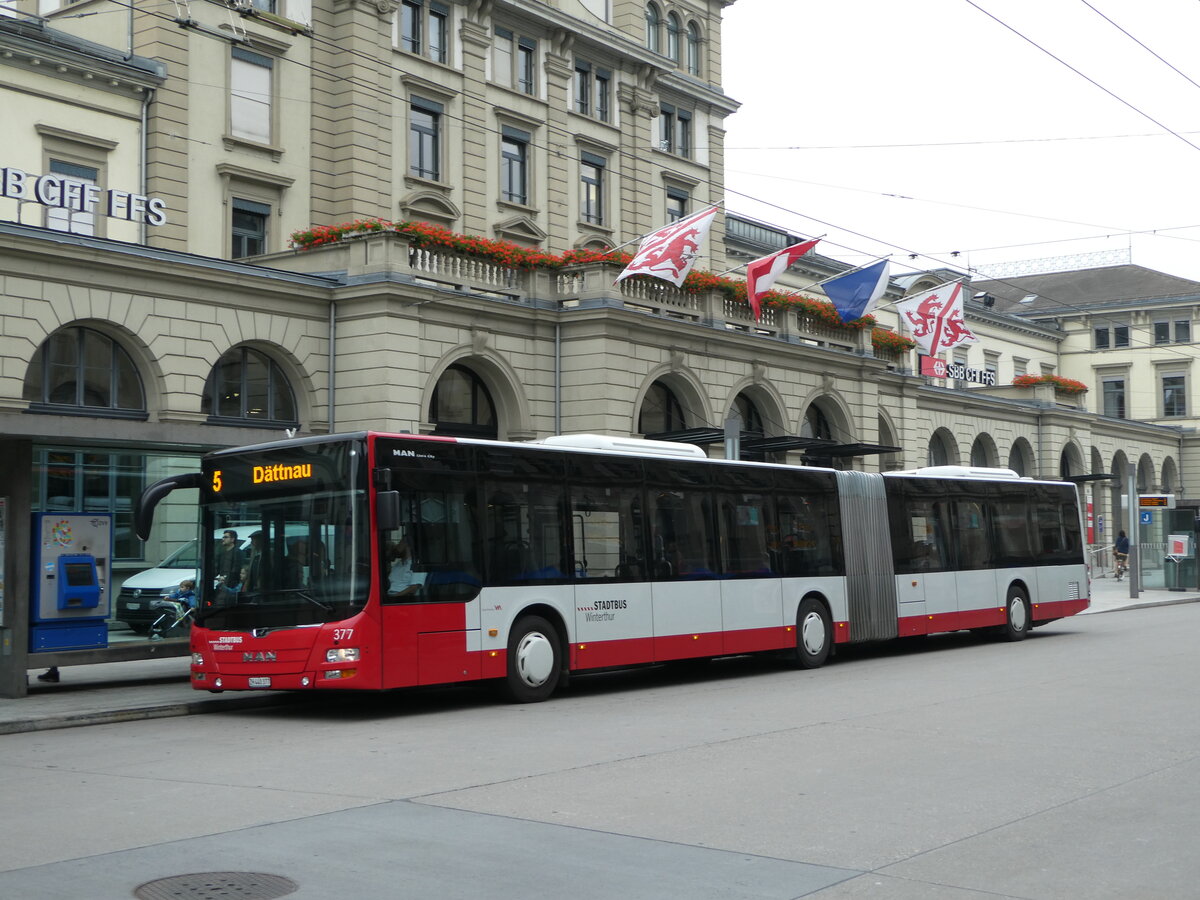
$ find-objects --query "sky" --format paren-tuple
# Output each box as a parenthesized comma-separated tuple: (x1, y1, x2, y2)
(720, 0, 1200, 284)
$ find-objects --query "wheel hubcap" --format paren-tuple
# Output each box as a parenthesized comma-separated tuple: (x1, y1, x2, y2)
(801, 611, 826, 656)
(1009, 597, 1028, 631)
(515, 631, 555, 687)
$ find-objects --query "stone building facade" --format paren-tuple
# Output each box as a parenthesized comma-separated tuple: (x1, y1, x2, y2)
(0, 2, 1192, 694)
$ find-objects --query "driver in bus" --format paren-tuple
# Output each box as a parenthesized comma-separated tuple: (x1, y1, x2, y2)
(387, 538, 421, 598)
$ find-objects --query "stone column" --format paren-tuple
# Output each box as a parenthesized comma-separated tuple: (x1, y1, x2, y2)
(135, 13, 190, 251)
(542, 30, 575, 248)
(310, 0, 398, 224)
(458, 12, 493, 235)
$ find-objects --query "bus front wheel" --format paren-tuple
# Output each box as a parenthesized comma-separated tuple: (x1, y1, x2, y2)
(794, 597, 832, 669)
(1001, 587, 1031, 642)
(503, 615, 562, 703)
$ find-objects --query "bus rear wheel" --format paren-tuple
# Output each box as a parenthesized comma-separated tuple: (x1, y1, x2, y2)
(503, 615, 562, 703)
(1001, 586, 1031, 642)
(793, 596, 832, 669)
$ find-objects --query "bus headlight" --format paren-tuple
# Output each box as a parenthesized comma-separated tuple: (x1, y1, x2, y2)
(192, 653, 204, 665)
(326, 647, 361, 662)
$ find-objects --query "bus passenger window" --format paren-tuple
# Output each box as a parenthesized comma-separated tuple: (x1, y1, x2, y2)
(571, 486, 645, 580)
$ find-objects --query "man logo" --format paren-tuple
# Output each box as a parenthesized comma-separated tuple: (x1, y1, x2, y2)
(243, 651, 277, 663)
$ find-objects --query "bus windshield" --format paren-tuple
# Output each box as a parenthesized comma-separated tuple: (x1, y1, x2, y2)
(199, 440, 369, 632)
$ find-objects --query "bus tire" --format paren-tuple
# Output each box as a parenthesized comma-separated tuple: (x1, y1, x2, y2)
(794, 596, 832, 669)
(1002, 586, 1031, 642)
(503, 615, 562, 703)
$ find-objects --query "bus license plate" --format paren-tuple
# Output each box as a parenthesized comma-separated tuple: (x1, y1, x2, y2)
(248, 677, 271, 688)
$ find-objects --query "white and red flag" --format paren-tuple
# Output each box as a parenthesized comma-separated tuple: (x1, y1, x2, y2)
(745, 239, 820, 321)
(615, 206, 719, 287)
(894, 280, 978, 354)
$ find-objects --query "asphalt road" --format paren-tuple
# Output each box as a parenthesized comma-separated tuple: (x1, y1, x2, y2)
(2, 603, 1198, 899)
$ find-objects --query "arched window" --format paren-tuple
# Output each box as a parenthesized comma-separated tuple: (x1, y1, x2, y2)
(430, 364, 497, 438)
(645, 3, 661, 53)
(24, 326, 145, 415)
(686, 21, 701, 75)
(732, 393, 764, 461)
(666, 12, 681, 62)
(800, 404, 833, 441)
(638, 380, 685, 435)
(928, 430, 955, 467)
(970, 436, 993, 468)
(202, 346, 297, 424)
(1009, 439, 1032, 476)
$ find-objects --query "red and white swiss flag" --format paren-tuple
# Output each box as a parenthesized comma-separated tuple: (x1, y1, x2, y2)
(615, 206, 719, 287)
(745, 239, 820, 321)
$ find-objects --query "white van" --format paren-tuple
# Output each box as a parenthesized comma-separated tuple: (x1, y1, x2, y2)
(115, 531, 246, 633)
(115, 524, 326, 632)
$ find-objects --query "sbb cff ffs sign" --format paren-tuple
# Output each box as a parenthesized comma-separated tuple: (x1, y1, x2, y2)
(918, 354, 997, 386)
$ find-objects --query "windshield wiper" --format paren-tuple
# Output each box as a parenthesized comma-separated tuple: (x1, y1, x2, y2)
(280, 588, 335, 614)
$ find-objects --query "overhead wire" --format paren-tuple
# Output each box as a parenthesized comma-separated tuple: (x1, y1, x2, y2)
(33, 0, 1200, 372)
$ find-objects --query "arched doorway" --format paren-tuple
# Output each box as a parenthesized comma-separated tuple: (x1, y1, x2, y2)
(430, 364, 498, 438)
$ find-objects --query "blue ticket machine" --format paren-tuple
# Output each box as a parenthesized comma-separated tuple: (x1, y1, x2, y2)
(29, 513, 113, 652)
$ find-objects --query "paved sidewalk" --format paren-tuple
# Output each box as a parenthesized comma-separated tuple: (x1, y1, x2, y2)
(3, 576, 1197, 736)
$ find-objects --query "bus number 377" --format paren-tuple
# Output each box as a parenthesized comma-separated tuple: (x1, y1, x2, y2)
(135, 432, 1088, 702)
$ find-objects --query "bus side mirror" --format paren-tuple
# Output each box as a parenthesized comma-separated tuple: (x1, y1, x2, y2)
(377, 491, 401, 532)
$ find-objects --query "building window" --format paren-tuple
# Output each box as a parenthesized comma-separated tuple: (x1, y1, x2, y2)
(658, 103, 691, 157)
(202, 346, 297, 424)
(250, 0, 276, 11)
(1154, 321, 1171, 344)
(1163, 374, 1186, 417)
(409, 97, 442, 180)
(399, 0, 421, 53)
(501, 127, 529, 205)
(230, 48, 273, 145)
(666, 12, 681, 63)
(1013, 357, 1028, 377)
(580, 153, 605, 225)
(398, 0, 449, 62)
(231, 198, 270, 258)
(430, 364, 497, 439)
(34, 449, 149, 561)
(574, 60, 611, 122)
(494, 27, 537, 94)
(645, 2, 661, 53)
(1094, 323, 1130, 349)
(1176, 319, 1191, 343)
(666, 187, 688, 222)
(44, 159, 99, 236)
(1102, 378, 1126, 418)
(686, 21, 701, 75)
(23, 326, 145, 414)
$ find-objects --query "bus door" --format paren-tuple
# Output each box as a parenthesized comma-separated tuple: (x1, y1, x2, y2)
(718, 490, 784, 654)
(379, 481, 483, 688)
(647, 483, 722, 660)
(569, 480, 653, 669)
(951, 497, 999, 628)
(892, 497, 954, 636)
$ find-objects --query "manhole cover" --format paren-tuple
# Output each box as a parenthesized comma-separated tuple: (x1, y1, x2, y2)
(134, 872, 298, 900)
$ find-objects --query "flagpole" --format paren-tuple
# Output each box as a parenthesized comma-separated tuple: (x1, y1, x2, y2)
(712, 233, 827, 279)
(604, 202, 727, 255)
(809, 255, 892, 291)
(872, 277, 961, 312)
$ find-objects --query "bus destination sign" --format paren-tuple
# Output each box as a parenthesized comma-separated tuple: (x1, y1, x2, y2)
(1139, 494, 1174, 508)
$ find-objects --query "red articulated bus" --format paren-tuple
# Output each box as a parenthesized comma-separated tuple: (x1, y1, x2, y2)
(135, 431, 1089, 702)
